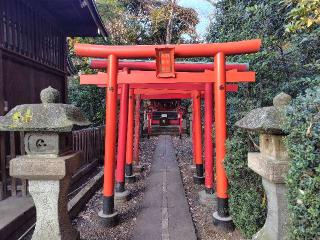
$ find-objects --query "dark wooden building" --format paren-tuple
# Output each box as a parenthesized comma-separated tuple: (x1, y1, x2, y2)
(0, 0, 107, 113)
(0, 0, 107, 199)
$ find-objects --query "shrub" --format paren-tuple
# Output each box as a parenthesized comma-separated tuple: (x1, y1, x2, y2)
(284, 86, 320, 239)
(225, 129, 267, 238)
(68, 76, 106, 126)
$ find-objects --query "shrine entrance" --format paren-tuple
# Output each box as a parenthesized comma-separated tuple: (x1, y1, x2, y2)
(75, 39, 261, 230)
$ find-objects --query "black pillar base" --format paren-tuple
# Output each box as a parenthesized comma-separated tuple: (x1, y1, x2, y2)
(193, 175, 205, 184)
(99, 196, 119, 227)
(193, 164, 205, 184)
(205, 187, 215, 194)
(125, 174, 136, 183)
(125, 164, 136, 183)
(212, 211, 234, 231)
(115, 182, 125, 193)
(212, 197, 235, 232)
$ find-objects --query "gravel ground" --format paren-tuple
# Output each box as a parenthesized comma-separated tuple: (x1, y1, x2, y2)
(23, 135, 243, 240)
(172, 135, 243, 240)
(74, 136, 158, 240)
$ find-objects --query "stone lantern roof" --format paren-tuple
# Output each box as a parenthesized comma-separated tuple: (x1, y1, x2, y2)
(235, 92, 292, 134)
(0, 87, 90, 132)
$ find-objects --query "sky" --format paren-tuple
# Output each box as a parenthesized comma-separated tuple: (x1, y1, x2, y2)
(178, 0, 215, 38)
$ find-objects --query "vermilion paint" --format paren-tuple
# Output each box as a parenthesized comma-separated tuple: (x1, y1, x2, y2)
(90, 60, 249, 72)
(103, 54, 118, 197)
(75, 39, 261, 58)
(214, 52, 228, 199)
(133, 95, 141, 164)
(126, 89, 135, 166)
(115, 84, 129, 186)
(204, 83, 214, 191)
(193, 91, 203, 166)
(80, 70, 255, 84)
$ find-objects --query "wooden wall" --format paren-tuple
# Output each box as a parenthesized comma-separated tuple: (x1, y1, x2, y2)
(0, 0, 67, 112)
(2, 51, 66, 110)
(0, 0, 68, 199)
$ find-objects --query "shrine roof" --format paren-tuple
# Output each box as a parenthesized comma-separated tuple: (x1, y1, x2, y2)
(35, 0, 108, 38)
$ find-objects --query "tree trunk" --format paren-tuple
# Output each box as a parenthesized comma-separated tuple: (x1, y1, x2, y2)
(166, 0, 176, 44)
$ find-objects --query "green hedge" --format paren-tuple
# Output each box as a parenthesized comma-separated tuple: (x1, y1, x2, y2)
(284, 86, 320, 239)
(225, 129, 267, 238)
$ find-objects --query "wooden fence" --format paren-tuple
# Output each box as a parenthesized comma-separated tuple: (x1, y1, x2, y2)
(0, 126, 105, 200)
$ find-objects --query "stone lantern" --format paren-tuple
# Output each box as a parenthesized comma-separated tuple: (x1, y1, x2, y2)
(0, 87, 90, 240)
(235, 93, 291, 240)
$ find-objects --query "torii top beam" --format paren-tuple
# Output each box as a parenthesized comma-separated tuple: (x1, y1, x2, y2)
(75, 39, 261, 58)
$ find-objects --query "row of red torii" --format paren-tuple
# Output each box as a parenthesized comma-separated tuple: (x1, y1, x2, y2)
(75, 39, 261, 230)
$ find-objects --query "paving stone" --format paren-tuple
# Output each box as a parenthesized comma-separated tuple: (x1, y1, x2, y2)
(133, 135, 196, 240)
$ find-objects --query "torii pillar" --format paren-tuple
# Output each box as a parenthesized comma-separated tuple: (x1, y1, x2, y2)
(213, 52, 234, 230)
(98, 54, 119, 226)
(125, 89, 137, 182)
(133, 94, 142, 168)
(192, 90, 204, 184)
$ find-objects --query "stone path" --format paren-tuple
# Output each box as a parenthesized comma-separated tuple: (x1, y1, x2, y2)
(133, 135, 197, 240)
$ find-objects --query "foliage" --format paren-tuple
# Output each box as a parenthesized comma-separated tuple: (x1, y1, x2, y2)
(285, 0, 320, 33)
(225, 129, 267, 238)
(207, 0, 320, 237)
(68, 77, 106, 126)
(68, 0, 199, 126)
(96, 0, 199, 44)
(284, 85, 320, 239)
(207, 1, 289, 236)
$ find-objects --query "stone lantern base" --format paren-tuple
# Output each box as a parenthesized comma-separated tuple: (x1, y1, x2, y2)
(29, 180, 80, 240)
(252, 179, 289, 240)
(10, 152, 81, 240)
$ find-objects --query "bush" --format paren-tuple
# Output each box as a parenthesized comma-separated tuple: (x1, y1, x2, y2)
(225, 129, 267, 238)
(68, 76, 106, 126)
(284, 86, 320, 239)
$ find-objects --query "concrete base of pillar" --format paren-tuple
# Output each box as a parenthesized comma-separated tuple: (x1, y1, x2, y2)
(115, 190, 130, 203)
(98, 210, 119, 227)
(213, 211, 235, 232)
(252, 178, 289, 240)
(198, 190, 216, 207)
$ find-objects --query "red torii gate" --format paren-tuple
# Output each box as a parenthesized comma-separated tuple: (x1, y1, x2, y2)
(75, 39, 261, 230)
(85, 61, 241, 191)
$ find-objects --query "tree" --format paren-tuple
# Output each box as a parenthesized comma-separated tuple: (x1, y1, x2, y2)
(285, 0, 320, 33)
(68, 0, 199, 125)
(206, 0, 319, 237)
(166, 0, 177, 44)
